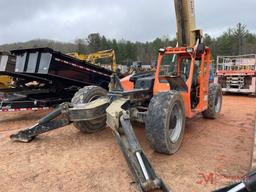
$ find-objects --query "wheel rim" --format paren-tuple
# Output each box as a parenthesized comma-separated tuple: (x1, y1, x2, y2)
(215, 92, 221, 113)
(169, 103, 183, 143)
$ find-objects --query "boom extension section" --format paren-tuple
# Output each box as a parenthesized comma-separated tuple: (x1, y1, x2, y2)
(10, 94, 169, 192)
(174, 0, 203, 46)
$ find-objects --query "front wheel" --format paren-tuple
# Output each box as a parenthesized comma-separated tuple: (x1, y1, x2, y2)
(71, 86, 107, 133)
(203, 83, 222, 119)
(145, 91, 186, 155)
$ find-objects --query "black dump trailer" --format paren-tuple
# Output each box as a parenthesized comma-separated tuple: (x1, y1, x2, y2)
(0, 48, 113, 112)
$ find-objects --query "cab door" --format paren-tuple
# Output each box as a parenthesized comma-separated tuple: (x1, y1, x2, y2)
(196, 48, 211, 112)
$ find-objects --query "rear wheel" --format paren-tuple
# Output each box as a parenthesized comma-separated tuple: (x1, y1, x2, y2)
(71, 86, 107, 133)
(203, 83, 222, 119)
(145, 91, 186, 155)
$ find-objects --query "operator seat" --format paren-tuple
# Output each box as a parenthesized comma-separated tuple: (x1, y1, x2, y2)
(159, 76, 188, 92)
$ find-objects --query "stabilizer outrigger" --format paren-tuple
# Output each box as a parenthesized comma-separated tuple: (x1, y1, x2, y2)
(10, 78, 170, 192)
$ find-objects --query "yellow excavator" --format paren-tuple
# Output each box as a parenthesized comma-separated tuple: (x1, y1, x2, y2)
(68, 49, 117, 72)
(0, 76, 12, 88)
(0, 52, 12, 88)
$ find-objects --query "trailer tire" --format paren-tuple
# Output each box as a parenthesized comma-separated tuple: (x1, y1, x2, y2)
(145, 91, 186, 155)
(71, 86, 107, 133)
(202, 83, 222, 119)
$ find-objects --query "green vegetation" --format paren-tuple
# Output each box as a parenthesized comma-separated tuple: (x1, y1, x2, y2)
(0, 23, 256, 65)
(205, 23, 256, 60)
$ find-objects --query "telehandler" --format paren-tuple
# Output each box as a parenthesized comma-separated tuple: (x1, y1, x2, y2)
(10, 0, 223, 191)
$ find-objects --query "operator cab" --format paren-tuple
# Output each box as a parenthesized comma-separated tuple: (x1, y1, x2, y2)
(158, 53, 189, 92)
(155, 46, 210, 114)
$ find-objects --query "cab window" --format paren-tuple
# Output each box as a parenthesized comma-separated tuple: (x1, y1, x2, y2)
(159, 54, 192, 81)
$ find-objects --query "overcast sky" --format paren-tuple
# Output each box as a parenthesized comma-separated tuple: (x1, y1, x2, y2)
(0, 0, 255, 45)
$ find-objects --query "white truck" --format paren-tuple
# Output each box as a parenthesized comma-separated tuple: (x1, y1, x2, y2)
(215, 54, 256, 95)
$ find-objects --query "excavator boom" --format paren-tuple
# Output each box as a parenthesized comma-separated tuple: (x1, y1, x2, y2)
(68, 49, 117, 72)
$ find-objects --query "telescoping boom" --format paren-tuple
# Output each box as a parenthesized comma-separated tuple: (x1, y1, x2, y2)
(174, 0, 203, 46)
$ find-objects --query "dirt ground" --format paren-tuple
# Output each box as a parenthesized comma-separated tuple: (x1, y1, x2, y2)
(0, 95, 255, 192)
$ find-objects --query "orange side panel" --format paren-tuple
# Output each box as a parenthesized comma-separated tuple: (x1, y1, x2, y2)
(153, 81, 170, 95)
(120, 75, 134, 91)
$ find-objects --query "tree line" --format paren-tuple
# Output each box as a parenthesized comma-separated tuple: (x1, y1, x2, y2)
(205, 23, 256, 60)
(1, 23, 256, 65)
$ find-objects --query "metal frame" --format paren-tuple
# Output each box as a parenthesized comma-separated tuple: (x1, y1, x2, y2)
(0, 48, 114, 112)
(216, 54, 256, 95)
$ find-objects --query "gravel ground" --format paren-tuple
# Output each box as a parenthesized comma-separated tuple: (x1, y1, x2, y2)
(0, 95, 255, 192)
